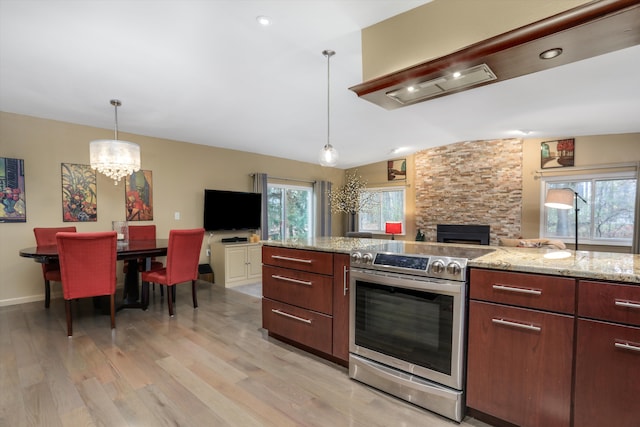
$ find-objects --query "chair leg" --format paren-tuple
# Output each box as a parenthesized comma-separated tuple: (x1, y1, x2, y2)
(110, 294, 116, 330)
(65, 299, 73, 336)
(167, 286, 174, 316)
(45, 280, 51, 308)
(191, 280, 198, 309)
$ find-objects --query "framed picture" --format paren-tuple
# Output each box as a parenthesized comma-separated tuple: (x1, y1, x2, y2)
(541, 139, 575, 169)
(1, 157, 27, 223)
(61, 163, 97, 222)
(387, 159, 407, 181)
(124, 170, 153, 221)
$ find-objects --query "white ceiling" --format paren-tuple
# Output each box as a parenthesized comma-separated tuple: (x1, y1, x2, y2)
(1, 0, 639, 169)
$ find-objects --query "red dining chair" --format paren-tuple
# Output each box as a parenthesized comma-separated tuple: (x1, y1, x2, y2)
(124, 224, 164, 294)
(56, 231, 117, 337)
(141, 228, 204, 316)
(33, 226, 77, 308)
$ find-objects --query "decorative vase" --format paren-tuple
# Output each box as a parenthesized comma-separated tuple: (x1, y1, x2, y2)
(348, 212, 357, 233)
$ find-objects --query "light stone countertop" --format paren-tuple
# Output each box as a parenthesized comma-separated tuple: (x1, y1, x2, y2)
(262, 237, 640, 284)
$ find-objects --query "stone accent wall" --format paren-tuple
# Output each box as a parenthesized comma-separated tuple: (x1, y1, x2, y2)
(414, 139, 522, 244)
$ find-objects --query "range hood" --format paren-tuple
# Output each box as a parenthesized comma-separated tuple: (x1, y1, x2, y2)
(349, 0, 640, 110)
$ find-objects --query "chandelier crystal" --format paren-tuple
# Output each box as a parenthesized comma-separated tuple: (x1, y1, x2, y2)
(319, 49, 338, 167)
(90, 99, 140, 185)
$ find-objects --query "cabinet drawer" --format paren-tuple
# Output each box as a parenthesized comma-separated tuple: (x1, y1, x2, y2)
(263, 265, 333, 315)
(574, 319, 640, 427)
(262, 298, 332, 355)
(578, 281, 640, 326)
(263, 246, 333, 275)
(470, 269, 575, 314)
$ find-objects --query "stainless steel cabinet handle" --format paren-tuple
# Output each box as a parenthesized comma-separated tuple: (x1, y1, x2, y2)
(271, 255, 312, 264)
(614, 341, 640, 353)
(492, 284, 542, 296)
(271, 309, 312, 324)
(614, 299, 640, 310)
(492, 318, 541, 332)
(343, 266, 349, 296)
(271, 274, 312, 286)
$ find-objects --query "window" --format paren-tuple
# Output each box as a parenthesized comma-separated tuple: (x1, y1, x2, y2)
(266, 182, 313, 240)
(541, 172, 636, 246)
(358, 186, 405, 234)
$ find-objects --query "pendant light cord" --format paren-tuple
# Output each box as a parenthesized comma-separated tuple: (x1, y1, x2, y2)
(110, 99, 122, 140)
(323, 50, 335, 148)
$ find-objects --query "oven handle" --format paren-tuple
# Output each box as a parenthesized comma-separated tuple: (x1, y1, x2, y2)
(492, 317, 541, 332)
(343, 266, 349, 296)
(271, 309, 312, 324)
(271, 274, 312, 286)
(492, 284, 542, 296)
(271, 255, 313, 264)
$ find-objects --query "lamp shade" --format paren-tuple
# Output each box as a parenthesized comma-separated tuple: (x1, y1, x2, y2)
(544, 188, 574, 209)
(385, 221, 402, 234)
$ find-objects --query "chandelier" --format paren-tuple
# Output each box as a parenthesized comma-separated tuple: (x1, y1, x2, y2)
(89, 99, 141, 185)
(319, 49, 339, 167)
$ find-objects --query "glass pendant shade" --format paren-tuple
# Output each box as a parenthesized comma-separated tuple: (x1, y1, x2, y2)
(89, 99, 141, 184)
(319, 143, 338, 167)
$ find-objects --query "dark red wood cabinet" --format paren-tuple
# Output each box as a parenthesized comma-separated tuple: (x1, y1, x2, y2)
(262, 246, 350, 366)
(573, 280, 640, 427)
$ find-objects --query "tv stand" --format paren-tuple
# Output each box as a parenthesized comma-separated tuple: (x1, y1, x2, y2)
(221, 236, 248, 243)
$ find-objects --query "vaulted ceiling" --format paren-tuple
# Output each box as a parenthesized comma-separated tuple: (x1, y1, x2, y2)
(1, 0, 639, 169)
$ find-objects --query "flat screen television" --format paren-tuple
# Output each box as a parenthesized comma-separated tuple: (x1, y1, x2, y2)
(203, 189, 262, 231)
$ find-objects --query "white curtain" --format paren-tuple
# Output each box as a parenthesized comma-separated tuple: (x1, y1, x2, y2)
(253, 173, 269, 240)
(315, 180, 332, 236)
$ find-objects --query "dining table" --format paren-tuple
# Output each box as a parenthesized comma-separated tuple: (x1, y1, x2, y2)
(19, 238, 168, 311)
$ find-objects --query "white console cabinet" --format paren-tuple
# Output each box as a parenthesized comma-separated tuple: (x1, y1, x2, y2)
(211, 242, 262, 287)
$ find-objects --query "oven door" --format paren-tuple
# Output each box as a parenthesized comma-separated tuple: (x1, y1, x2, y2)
(349, 268, 465, 391)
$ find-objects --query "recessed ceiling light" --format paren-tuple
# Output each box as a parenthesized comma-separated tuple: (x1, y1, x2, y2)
(256, 16, 272, 26)
(539, 48, 563, 60)
(452, 71, 461, 78)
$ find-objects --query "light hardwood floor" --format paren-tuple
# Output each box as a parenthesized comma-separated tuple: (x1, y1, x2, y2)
(0, 281, 493, 427)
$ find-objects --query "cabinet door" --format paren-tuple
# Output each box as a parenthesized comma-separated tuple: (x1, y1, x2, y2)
(247, 244, 263, 280)
(467, 301, 574, 427)
(574, 319, 640, 427)
(225, 246, 249, 283)
(332, 254, 350, 363)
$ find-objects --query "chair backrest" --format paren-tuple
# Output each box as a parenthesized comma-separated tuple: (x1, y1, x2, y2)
(56, 231, 117, 300)
(34, 226, 77, 246)
(128, 224, 157, 241)
(34, 226, 77, 274)
(165, 228, 205, 285)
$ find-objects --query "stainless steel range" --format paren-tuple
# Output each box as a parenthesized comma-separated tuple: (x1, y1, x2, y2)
(348, 242, 493, 422)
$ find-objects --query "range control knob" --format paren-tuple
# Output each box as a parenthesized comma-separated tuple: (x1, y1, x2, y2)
(362, 253, 374, 264)
(447, 262, 462, 276)
(351, 252, 362, 264)
(431, 260, 445, 274)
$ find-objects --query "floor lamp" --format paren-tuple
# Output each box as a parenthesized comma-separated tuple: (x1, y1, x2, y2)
(544, 188, 587, 250)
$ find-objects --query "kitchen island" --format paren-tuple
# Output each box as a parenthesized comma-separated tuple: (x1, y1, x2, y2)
(262, 236, 640, 283)
(262, 237, 640, 427)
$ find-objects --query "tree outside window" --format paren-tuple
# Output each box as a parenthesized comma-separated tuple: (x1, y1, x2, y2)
(267, 184, 312, 240)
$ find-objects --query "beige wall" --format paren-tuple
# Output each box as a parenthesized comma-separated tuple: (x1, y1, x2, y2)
(0, 112, 344, 306)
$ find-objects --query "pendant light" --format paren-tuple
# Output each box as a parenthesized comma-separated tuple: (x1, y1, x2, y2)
(89, 99, 141, 185)
(319, 49, 339, 167)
